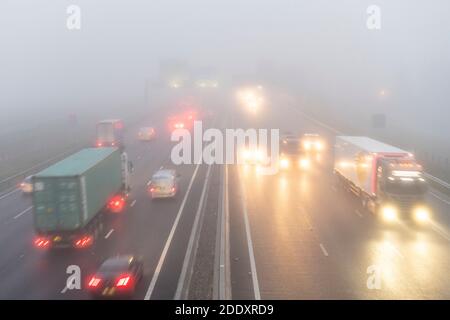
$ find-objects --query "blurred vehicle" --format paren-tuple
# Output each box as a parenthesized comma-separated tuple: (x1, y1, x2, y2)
(87, 255, 144, 298)
(138, 127, 156, 141)
(20, 175, 34, 194)
(195, 79, 219, 88)
(96, 119, 125, 149)
(32, 148, 133, 250)
(237, 86, 265, 114)
(168, 116, 186, 131)
(279, 134, 310, 170)
(240, 147, 267, 166)
(334, 136, 430, 224)
(148, 169, 179, 199)
(300, 133, 324, 153)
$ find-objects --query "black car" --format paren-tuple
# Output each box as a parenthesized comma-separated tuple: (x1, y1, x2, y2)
(87, 255, 144, 298)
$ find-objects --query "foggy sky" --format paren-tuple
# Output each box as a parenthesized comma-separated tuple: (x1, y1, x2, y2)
(1, 0, 450, 135)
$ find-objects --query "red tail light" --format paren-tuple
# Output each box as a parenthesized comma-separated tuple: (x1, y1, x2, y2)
(108, 195, 125, 213)
(74, 235, 93, 249)
(171, 187, 176, 192)
(149, 187, 155, 193)
(96, 141, 103, 147)
(115, 274, 133, 288)
(88, 276, 102, 288)
(34, 237, 50, 249)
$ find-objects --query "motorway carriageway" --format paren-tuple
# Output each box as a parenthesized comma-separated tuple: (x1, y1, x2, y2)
(0, 93, 223, 299)
(0, 90, 449, 299)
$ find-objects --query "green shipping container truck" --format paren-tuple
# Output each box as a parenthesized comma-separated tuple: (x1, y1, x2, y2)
(32, 147, 125, 249)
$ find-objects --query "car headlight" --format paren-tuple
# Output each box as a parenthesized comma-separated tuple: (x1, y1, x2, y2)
(242, 150, 251, 160)
(254, 150, 266, 163)
(381, 206, 397, 222)
(280, 158, 290, 169)
(303, 141, 311, 150)
(414, 207, 430, 223)
(299, 158, 310, 169)
(315, 141, 323, 151)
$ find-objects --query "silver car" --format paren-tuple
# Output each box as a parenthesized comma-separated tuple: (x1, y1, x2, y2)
(147, 169, 179, 199)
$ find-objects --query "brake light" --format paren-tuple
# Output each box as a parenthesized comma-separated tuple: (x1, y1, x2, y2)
(108, 195, 125, 213)
(171, 187, 176, 192)
(88, 276, 102, 288)
(96, 141, 103, 147)
(74, 235, 93, 248)
(149, 187, 155, 193)
(34, 237, 50, 249)
(115, 274, 133, 288)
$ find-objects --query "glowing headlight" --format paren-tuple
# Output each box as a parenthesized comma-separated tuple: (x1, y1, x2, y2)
(280, 158, 290, 169)
(414, 207, 430, 223)
(255, 150, 264, 162)
(242, 150, 251, 160)
(382, 206, 397, 222)
(315, 141, 323, 150)
(303, 141, 311, 150)
(299, 158, 310, 169)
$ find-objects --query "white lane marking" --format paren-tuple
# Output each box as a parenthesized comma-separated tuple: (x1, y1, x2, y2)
(319, 243, 329, 257)
(13, 206, 33, 219)
(0, 188, 20, 201)
(430, 222, 450, 242)
(238, 167, 261, 300)
(175, 164, 212, 299)
(378, 241, 404, 259)
(355, 209, 363, 218)
(144, 163, 201, 300)
(105, 229, 114, 239)
(219, 165, 231, 299)
(430, 191, 450, 206)
(130, 200, 137, 207)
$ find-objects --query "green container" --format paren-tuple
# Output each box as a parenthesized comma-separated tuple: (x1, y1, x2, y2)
(32, 147, 122, 233)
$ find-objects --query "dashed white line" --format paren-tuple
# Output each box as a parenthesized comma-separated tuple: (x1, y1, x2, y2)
(0, 188, 20, 201)
(104, 229, 114, 239)
(13, 206, 33, 219)
(144, 163, 201, 300)
(238, 167, 261, 300)
(430, 191, 450, 206)
(319, 243, 329, 257)
(130, 200, 137, 207)
(430, 222, 450, 242)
